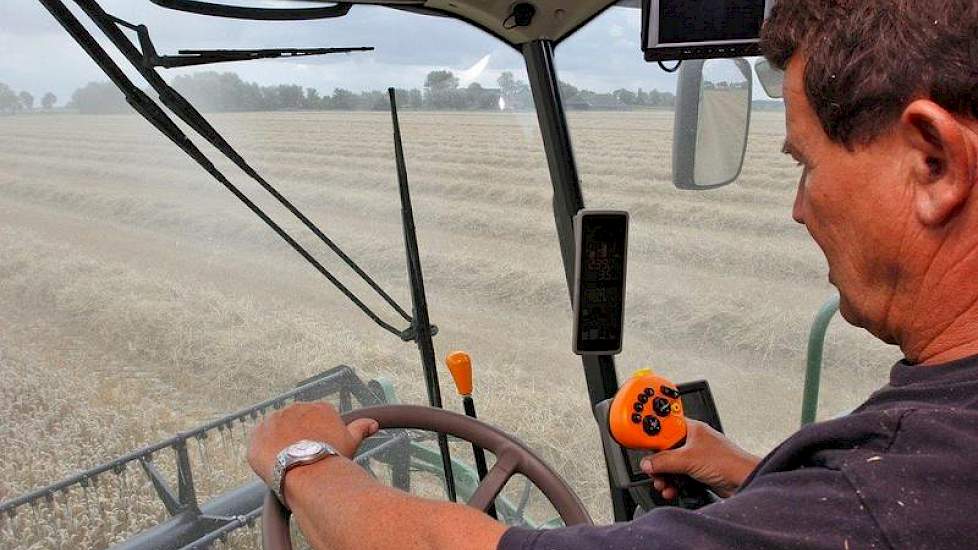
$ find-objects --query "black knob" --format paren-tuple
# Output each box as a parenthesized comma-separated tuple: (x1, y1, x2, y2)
(631, 413, 642, 424)
(637, 393, 649, 404)
(653, 397, 671, 417)
(633, 402, 644, 413)
(660, 385, 680, 399)
(642, 416, 662, 436)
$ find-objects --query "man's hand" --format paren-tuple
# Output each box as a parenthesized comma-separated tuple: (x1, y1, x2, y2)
(247, 402, 379, 486)
(641, 419, 761, 499)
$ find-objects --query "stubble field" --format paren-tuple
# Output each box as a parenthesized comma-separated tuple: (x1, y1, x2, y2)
(0, 110, 897, 547)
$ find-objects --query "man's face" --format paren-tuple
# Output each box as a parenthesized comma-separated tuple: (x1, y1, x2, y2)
(783, 56, 913, 342)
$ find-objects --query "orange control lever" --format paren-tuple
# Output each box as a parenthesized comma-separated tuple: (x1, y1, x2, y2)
(609, 368, 687, 451)
(446, 351, 474, 396)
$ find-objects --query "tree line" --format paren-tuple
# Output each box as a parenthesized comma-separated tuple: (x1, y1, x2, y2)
(0, 83, 57, 114)
(50, 70, 677, 114)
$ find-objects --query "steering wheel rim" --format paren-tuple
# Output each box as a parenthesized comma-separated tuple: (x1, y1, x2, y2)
(262, 404, 593, 549)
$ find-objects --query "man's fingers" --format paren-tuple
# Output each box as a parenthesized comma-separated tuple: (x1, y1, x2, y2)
(346, 418, 380, 446)
(645, 449, 690, 475)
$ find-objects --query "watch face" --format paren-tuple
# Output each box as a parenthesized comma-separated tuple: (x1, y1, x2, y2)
(287, 440, 325, 459)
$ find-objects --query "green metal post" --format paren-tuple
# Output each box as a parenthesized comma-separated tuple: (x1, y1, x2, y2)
(801, 293, 840, 426)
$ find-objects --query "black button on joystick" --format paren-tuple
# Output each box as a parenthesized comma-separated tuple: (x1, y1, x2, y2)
(642, 416, 662, 436)
(631, 413, 642, 424)
(660, 386, 680, 399)
(633, 402, 644, 413)
(637, 393, 649, 404)
(643, 387, 654, 397)
(653, 397, 671, 417)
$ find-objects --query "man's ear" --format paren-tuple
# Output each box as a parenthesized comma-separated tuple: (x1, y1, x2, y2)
(901, 100, 976, 227)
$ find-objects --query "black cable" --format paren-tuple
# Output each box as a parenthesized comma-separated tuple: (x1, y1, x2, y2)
(40, 0, 409, 339)
(74, 0, 414, 325)
(658, 60, 682, 73)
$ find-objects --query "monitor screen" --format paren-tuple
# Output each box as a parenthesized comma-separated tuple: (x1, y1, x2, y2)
(574, 213, 628, 354)
(655, 0, 767, 46)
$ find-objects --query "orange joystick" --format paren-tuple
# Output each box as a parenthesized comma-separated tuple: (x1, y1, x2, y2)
(609, 368, 687, 451)
(446, 351, 474, 396)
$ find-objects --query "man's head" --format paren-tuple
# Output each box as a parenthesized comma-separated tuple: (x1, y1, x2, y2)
(760, 1, 978, 363)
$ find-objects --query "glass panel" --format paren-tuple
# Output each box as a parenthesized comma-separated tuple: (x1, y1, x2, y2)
(0, 0, 565, 545)
(558, 2, 898, 521)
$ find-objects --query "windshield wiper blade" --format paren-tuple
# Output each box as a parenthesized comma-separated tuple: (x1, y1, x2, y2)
(158, 46, 373, 68)
(122, 17, 374, 69)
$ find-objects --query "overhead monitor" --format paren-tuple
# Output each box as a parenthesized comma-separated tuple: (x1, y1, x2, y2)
(643, 0, 774, 62)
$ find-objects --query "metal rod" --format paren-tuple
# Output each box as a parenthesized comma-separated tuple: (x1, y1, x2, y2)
(521, 39, 635, 521)
(801, 292, 840, 426)
(462, 396, 496, 518)
(388, 87, 457, 502)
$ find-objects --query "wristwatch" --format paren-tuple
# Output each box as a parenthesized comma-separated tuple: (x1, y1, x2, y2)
(270, 439, 339, 508)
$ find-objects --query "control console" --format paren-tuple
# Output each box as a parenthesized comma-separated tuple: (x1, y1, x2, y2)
(596, 369, 723, 513)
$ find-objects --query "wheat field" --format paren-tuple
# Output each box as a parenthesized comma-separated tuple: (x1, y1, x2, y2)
(0, 110, 898, 548)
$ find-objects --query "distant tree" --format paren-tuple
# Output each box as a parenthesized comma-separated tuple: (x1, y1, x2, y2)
(171, 71, 262, 112)
(267, 84, 304, 110)
(424, 70, 459, 93)
(0, 83, 20, 114)
(424, 70, 460, 109)
(613, 88, 638, 105)
(330, 88, 357, 110)
(69, 81, 127, 114)
(19, 91, 34, 110)
(305, 87, 322, 109)
(558, 80, 579, 102)
(41, 92, 57, 109)
(393, 88, 423, 110)
(497, 71, 532, 110)
(637, 88, 648, 105)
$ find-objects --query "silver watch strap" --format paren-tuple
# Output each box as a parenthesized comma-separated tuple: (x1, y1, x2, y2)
(271, 442, 339, 508)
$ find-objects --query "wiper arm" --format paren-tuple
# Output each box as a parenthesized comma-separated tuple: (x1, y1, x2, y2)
(158, 47, 374, 68)
(124, 20, 373, 68)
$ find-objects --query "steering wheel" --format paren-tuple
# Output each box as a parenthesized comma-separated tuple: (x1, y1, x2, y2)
(262, 404, 593, 549)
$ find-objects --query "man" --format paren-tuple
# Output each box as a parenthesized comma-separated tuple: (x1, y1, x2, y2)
(248, 1, 978, 548)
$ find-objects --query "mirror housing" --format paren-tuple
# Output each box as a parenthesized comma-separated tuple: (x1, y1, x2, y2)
(672, 58, 753, 190)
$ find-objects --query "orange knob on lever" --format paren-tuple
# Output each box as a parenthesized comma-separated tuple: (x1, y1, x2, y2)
(446, 351, 474, 396)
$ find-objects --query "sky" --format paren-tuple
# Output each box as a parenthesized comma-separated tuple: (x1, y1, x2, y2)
(1, 1, 686, 106)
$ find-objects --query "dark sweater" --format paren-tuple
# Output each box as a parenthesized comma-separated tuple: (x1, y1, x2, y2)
(499, 355, 978, 549)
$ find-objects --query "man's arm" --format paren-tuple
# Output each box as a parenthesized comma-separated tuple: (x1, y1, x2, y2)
(248, 402, 507, 550)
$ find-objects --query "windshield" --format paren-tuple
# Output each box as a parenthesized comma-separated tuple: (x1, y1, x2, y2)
(1, 1, 898, 546)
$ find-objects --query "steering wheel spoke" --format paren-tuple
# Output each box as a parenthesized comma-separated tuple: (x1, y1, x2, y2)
(466, 447, 520, 512)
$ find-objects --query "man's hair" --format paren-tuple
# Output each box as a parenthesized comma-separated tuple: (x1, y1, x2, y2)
(760, 0, 978, 146)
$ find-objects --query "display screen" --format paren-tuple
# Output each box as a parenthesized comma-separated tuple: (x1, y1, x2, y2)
(575, 213, 627, 353)
(657, 0, 766, 45)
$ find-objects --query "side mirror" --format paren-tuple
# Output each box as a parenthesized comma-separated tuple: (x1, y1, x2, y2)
(672, 58, 752, 190)
(755, 58, 784, 99)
